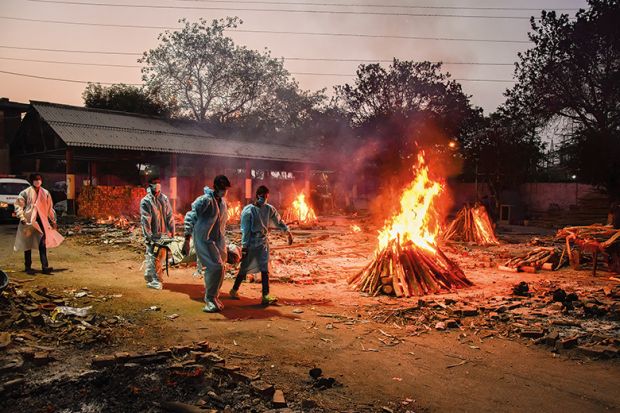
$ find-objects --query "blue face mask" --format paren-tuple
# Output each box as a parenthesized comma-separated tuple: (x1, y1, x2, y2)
(256, 196, 266, 206)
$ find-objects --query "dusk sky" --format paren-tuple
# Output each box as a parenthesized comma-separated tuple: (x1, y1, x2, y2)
(1, 0, 588, 113)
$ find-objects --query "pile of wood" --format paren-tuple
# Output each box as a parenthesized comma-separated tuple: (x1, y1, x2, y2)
(499, 247, 563, 272)
(556, 225, 620, 274)
(556, 225, 620, 248)
(443, 204, 499, 245)
(348, 239, 472, 297)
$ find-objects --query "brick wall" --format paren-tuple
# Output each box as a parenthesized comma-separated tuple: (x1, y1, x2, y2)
(78, 185, 146, 219)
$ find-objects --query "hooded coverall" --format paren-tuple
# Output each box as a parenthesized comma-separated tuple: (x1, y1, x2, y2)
(232, 202, 288, 296)
(184, 186, 228, 304)
(140, 187, 174, 284)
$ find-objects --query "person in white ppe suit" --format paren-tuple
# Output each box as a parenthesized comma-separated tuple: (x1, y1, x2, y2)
(183, 175, 231, 313)
(14, 173, 64, 275)
(140, 177, 175, 290)
(229, 185, 293, 305)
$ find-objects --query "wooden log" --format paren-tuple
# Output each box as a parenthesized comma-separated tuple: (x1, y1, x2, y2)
(382, 284, 394, 295)
(498, 265, 519, 272)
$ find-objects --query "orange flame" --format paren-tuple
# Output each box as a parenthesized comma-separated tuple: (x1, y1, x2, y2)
(471, 205, 499, 245)
(377, 153, 442, 253)
(351, 225, 361, 233)
(227, 201, 242, 223)
(285, 193, 318, 224)
(96, 215, 130, 228)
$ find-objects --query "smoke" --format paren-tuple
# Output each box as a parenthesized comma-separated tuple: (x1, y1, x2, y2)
(314, 113, 465, 225)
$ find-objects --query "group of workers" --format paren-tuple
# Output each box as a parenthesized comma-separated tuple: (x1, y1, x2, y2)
(140, 175, 293, 313)
(12, 173, 292, 314)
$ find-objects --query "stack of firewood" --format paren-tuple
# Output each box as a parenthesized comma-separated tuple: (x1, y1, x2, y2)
(443, 204, 499, 245)
(556, 225, 620, 273)
(499, 247, 562, 272)
(556, 225, 620, 249)
(348, 238, 472, 297)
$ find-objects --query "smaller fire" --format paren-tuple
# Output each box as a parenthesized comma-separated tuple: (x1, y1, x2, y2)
(173, 212, 185, 226)
(443, 204, 499, 245)
(351, 225, 361, 233)
(96, 215, 131, 229)
(227, 201, 242, 223)
(283, 193, 318, 225)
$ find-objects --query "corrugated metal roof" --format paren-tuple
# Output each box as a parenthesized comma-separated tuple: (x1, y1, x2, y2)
(31, 101, 319, 163)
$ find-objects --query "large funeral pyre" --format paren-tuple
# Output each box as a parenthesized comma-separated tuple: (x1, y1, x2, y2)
(283, 193, 318, 225)
(443, 204, 499, 245)
(348, 154, 472, 297)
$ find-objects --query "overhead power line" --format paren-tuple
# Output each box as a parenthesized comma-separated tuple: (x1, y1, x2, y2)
(0, 68, 516, 83)
(0, 45, 141, 55)
(0, 54, 516, 67)
(0, 17, 531, 44)
(0, 56, 141, 67)
(173, 0, 578, 12)
(0, 69, 141, 85)
(26, 0, 537, 19)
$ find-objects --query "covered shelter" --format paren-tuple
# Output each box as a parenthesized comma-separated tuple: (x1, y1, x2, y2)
(10, 101, 320, 214)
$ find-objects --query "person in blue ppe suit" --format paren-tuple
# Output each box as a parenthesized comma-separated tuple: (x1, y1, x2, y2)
(183, 175, 231, 313)
(140, 177, 175, 290)
(229, 185, 293, 306)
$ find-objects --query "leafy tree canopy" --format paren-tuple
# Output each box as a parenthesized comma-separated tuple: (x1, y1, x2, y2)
(82, 83, 174, 117)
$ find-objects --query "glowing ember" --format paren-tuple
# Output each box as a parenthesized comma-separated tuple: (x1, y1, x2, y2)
(351, 225, 361, 233)
(284, 193, 318, 224)
(227, 201, 242, 223)
(349, 152, 472, 297)
(443, 204, 499, 245)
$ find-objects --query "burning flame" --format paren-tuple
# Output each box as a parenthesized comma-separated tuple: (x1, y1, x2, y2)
(96, 215, 130, 228)
(377, 153, 442, 253)
(471, 205, 499, 245)
(227, 201, 242, 222)
(284, 193, 318, 224)
(351, 225, 361, 233)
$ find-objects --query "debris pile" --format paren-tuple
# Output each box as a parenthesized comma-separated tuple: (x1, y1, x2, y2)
(1, 341, 311, 412)
(0, 283, 128, 348)
(361, 280, 620, 358)
(63, 218, 144, 251)
(443, 204, 499, 245)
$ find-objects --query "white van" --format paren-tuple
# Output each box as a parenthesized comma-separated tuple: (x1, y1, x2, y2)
(0, 177, 30, 221)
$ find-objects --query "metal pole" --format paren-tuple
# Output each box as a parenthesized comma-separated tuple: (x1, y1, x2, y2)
(66, 147, 75, 215)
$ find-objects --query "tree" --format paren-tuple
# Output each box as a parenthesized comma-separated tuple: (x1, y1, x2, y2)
(461, 111, 545, 199)
(82, 83, 174, 117)
(506, 0, 620, 196)
(140, 17, 291, 122)
(220, 83, 328, 145)
(335, 59, 482, 181)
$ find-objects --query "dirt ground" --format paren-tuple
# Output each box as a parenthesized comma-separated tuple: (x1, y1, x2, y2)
(1, 218, 619, 413)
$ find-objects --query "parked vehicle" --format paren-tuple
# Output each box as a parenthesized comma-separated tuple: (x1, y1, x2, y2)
(0, 177, 30, 222)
